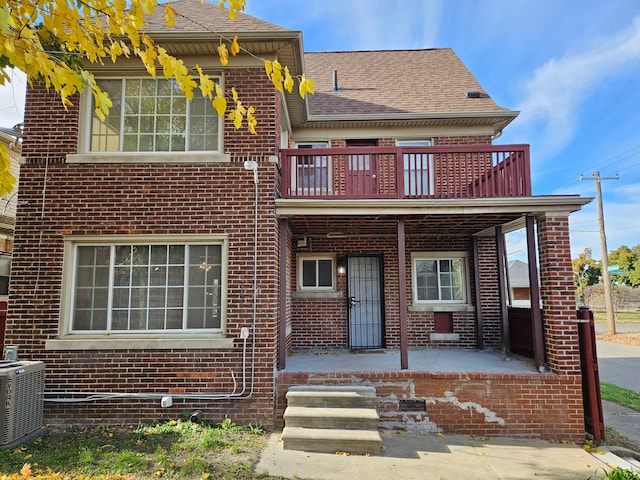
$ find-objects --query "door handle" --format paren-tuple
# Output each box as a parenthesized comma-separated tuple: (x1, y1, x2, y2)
(349, 296, 360, 308)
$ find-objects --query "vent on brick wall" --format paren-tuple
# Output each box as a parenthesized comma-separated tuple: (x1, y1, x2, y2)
(399, 399, 427, 412)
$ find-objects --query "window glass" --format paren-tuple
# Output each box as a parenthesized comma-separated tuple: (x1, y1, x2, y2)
(413, 254, 466, 303)
(299, 256, 335, 290)
(294, 143, 330, 193)
(398, 140, 433, 197)
(317, 259, 333, 287)
(72, 243, 223, 333)
(301, 259, 317, 287)
(90, 78, 220, 153)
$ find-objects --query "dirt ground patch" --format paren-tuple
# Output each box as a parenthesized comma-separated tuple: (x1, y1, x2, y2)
(597, 333, 640, 347)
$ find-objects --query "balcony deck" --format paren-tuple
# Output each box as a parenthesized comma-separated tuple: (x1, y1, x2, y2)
(280, 144, 531, 200)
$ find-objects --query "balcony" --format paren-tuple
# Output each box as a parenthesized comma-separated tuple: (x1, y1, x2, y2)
(279, 144, 531, 200)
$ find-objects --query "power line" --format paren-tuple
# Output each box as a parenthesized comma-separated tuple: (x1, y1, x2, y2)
(547, 143, 640, 193)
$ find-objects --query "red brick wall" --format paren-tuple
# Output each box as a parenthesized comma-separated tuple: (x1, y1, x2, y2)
(8, 67, 283, 427)
(289, 233, 502, 351)
(536, 215, 581, 374)
(477, 236, 502, 349)
(22, 83, 80, 160)
(277, 371, 585, 440)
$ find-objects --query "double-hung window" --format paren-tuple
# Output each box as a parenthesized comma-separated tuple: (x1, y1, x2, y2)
(70, 240, 226, 334)
(412, 252, 468, 304)
(398, 140, 433, 197)
(89, 77, 221, 153)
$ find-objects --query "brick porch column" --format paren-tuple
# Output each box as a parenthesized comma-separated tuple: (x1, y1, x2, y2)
(536, 214, 581, 374)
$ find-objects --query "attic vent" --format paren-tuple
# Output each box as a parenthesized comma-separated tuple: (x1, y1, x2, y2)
(467, 89, 489, 99)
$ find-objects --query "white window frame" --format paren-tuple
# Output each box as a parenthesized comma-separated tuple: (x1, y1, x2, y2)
(78, 76, 224, 156)
(411, 251, 470, 305)
(297, 254, 336, 291)
(291, 142, 332, 195)
(48, 234, 232, 351)
(397, 139, 434, 196)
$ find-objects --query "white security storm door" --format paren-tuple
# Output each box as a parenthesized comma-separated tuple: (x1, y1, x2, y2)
(347, 255, 384, 349)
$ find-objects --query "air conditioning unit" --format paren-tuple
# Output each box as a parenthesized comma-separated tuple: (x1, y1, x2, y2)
(0, 360, 45, 446)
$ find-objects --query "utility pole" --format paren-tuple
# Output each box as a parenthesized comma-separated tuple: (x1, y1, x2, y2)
(581, 171, 619, 335)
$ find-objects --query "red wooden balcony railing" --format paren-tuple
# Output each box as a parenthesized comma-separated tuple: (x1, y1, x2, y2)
(279, 144, 531, 199)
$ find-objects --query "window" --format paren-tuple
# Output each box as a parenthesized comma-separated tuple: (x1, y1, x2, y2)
(298, 255, 335, 290)
(398, 140, 433, 197)
(70, 241, 225, 334)
(293, 143, 330, 193)
(412, 252, 468, 303)
(89, 78, 221, 153)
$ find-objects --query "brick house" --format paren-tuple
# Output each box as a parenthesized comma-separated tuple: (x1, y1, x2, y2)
(5, 0, 592, 440)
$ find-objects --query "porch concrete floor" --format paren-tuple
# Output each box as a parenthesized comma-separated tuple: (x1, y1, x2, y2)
(282, 348, 538, 373)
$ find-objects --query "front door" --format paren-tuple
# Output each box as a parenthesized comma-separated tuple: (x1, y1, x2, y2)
(347, 255, 384, 349)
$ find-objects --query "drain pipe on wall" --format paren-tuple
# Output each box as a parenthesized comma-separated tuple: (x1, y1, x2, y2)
(45, 161, 261, 404)
(242, 159, 259, 398)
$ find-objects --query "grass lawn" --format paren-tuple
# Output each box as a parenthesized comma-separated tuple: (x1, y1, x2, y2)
(593, 311, 640, 323)
(601, 383, 640, 412)
(0, 418, 282, 480)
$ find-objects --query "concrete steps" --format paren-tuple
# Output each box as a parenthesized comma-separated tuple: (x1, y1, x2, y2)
(281, 385, 382, 455)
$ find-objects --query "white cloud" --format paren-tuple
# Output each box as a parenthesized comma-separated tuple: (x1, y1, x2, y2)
(511, 17, 640, 157)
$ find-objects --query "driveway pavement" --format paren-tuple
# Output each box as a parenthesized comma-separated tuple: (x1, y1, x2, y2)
(256, 429, 629, 480)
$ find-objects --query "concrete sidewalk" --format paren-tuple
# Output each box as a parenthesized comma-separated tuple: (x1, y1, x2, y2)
(256, 430, 617, 480)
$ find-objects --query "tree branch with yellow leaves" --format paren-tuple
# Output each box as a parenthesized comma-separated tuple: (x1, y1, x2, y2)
(0, 0, 314, 195)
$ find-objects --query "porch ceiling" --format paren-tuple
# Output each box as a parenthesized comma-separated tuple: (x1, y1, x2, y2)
(284, 212, 521, 237)
(276, 195, 592, 237)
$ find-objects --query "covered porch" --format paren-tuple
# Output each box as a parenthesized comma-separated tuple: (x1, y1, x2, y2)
(274, 347, 584, 438)
(276, 195, 591, 374)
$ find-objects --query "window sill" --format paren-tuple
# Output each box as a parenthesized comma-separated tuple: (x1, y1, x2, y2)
(408, 304, 475, 313)
(430, 333, 460, 341)
(292, 290, 343, 299)
(46, 335, 235, 350)
(67, 152, 231, 164)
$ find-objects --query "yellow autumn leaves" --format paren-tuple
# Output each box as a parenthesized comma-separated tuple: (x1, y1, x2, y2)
(0, 0, 314, 195)
(264, 60, 315, 98)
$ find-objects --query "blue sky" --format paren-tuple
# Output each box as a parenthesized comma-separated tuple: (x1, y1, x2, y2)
(1, 0, 640, 260)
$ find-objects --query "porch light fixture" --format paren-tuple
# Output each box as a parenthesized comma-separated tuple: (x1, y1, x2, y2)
(337, 257, 347, 276)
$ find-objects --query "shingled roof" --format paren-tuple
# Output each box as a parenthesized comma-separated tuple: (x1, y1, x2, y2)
(124, 2, 518, 130)
(303, 49, 515, 120)
(143, 0, 290, 34)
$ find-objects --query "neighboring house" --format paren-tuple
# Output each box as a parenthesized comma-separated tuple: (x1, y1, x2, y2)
(5, 0, 592, 440)
(0, 124, 20, 353)
(508, 259, 531, 307)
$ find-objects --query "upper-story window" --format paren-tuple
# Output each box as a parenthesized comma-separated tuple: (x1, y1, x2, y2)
(88, 78, 222, 153)
(292, 143, 330, 194)
(397, 140, 433, 197)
